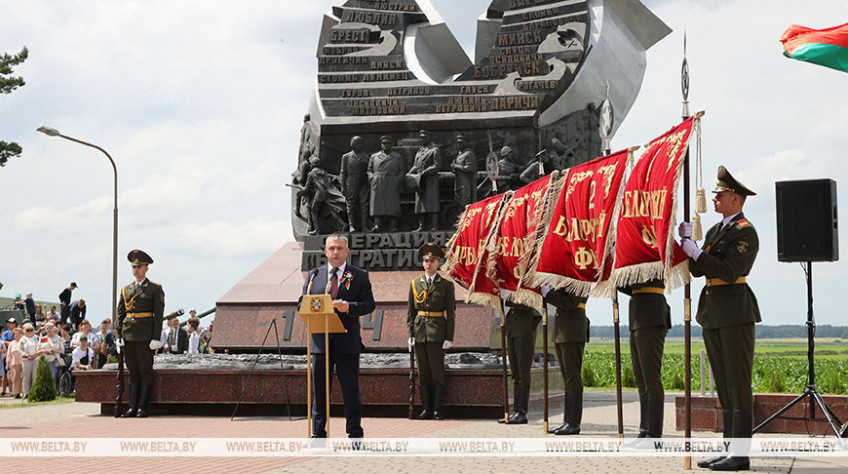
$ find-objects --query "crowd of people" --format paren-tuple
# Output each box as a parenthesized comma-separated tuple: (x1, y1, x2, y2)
(4, 288, 214, 399)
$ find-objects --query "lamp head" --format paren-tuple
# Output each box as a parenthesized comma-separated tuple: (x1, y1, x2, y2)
(37, 126, 60, 137)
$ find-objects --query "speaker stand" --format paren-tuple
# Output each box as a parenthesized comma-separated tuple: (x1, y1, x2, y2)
(753, 262, 844, 437)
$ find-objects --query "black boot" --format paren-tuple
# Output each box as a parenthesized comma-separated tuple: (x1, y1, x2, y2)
(553, 391, 581, 435)
(136, 384, 151, 418)
(505, 384, 528, 424)
(432, 385, 445, 420)
(698, 409, 733, 468)
(710, 410, 751, 471)
(121, 384, 139, 418)
(646, 398, 664, 438)
(550, 393, 569, 433)
(637, 397, 649, 437)
(500, 385, 528, 424)
(416, 385, 433, 420)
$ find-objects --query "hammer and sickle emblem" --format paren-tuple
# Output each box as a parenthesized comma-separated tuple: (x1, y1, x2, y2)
(641, 225, 658, 249)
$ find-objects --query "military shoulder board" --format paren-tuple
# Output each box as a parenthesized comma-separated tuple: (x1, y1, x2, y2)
(736, 219, 751, 228)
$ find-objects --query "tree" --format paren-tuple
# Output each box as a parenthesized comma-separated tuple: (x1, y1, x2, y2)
(0, 46, 28, 167)
(28, 355, 58, 402)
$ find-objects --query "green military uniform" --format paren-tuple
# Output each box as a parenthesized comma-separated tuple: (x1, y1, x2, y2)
(620, 279, 670, 438)
(500, 302, 541, 424)
(686, 166, 759, 471)
(407, 272, 455, 419)
(116, 249, 164, 418)
(691, 212, 760, 411)
(544, 289, 589, 435)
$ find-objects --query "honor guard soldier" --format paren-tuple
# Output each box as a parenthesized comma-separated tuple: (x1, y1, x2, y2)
(407, 243, 455, 420)
(542, 287, 589, 434)
(498, 294, 542, 425)
(679, 166, 760, 471)
(619, 279, 670, 439)
(116, 249, 164, 418)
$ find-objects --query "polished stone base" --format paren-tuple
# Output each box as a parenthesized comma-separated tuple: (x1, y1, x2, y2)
(76, 353, 506, 418)
(675, 394, 848, 434)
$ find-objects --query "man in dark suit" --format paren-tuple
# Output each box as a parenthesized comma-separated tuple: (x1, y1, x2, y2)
(680, 166, 760, 471)
(163, 316, 188, 354)
(69, 299, 87, 330)
(59, 282, 77, 325)
(300, 234, 375, 438)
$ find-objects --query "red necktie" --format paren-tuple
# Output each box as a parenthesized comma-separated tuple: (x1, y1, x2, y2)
(330, 268, 339, 299)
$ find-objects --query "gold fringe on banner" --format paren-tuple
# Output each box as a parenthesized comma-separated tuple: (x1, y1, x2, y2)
(509, 288, 543, 312)
(521, 173, 568, 286)
(593, 147, 638, 294)
(467, 192, 513, 307)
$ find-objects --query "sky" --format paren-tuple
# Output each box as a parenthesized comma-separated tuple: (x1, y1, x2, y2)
(1, 0, 846, 329)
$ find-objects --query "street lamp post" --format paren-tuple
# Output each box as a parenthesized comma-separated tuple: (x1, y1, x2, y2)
(36, 126, 119, 333)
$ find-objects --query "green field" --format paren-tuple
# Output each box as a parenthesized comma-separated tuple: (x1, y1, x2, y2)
(529, 337, 848, 395)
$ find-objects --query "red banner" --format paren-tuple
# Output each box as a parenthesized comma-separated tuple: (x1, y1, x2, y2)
(443, 193, 509, 309)
(485, 175, 554, 310)
(611, 116, 698, 289)
(527, 150, 630, 296)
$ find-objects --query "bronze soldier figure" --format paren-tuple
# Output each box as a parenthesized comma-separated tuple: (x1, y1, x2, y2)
(410, 130, 442, 232)
(451, 134, 477, 210)
(368, 136, 404, 232)
(407, 243, 455, 420)
(340, 136, 370, 232)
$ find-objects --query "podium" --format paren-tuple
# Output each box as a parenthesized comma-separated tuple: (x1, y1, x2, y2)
(298, 293, 346, 438)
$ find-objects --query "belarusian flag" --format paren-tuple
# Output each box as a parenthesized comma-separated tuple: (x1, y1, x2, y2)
(781, 22, 848, 73)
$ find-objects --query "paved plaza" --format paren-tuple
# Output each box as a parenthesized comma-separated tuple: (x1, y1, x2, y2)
(1, 391, 846, 473)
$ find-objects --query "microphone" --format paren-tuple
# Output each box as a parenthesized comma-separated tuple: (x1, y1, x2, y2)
(306, 268, 319, 295)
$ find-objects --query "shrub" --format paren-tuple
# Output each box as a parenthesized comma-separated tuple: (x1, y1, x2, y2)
(769, 371, 785, 393)
(828, 373, 842, 395)
(623, 366, 636, 388)
(28, 356, 57, 402)
(672, 372, 685, 390)
(582, 363, 596, 387)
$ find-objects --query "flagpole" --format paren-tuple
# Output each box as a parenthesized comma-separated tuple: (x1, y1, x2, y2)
(500, 301, 510, 422)
(600, 84, 624, 438)
(682, 33, 693, 470)
(543, 304, 549, 433)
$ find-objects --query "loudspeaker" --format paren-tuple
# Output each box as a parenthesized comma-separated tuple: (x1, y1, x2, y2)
(776, 179, 838, 262)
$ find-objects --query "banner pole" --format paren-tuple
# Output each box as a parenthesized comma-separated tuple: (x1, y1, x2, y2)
(601, 90, 624, 438)
(500, 303, 509, 422)
(543, 305, 549, 434)
(682, 32, 693, 470)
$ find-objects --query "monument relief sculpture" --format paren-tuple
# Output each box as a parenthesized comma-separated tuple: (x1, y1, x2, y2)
(451, 133, 477, 211)
(297, 155, 348, 235)
(340, 136, 371, 232)
(409, 130, 442, 232)
(289, 0, 670, 270)
(368, 135, 404, 233)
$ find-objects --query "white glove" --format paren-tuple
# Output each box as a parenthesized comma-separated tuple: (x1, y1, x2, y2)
(149, 339, 161, 351)
(407, 337, 414, 350)
(678, 221, 693, 239)
(681, 239, 702, 260)
(116, 338, 124, 354)
(499, 289, 512, 300)
(540, 286, 550, 297)
(442, 340, 452, 350)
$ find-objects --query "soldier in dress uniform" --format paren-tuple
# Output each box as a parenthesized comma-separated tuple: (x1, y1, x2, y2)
(679, 166, 760, 472)
(407, 243, 455, 420)
(498, 295, 542, 425)
(543, 287, 589, 434)
(116, 249, 164, 418)
(619, 279, 670, 439)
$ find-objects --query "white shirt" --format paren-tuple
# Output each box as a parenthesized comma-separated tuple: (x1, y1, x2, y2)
(159, 328, 169, 347)
(41, 335, 64, 362)
(71, 347, 94, 370)
(326, 262, 347, 293)
(188, 332, 200, 354)
(20, 335, 40, 358)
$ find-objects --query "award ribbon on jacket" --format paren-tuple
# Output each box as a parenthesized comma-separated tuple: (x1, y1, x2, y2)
(443, 193, 511, 309)
(485, 174, 557, 311)
(611, 115, 702, 289)
(528, 150, 630, 296)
